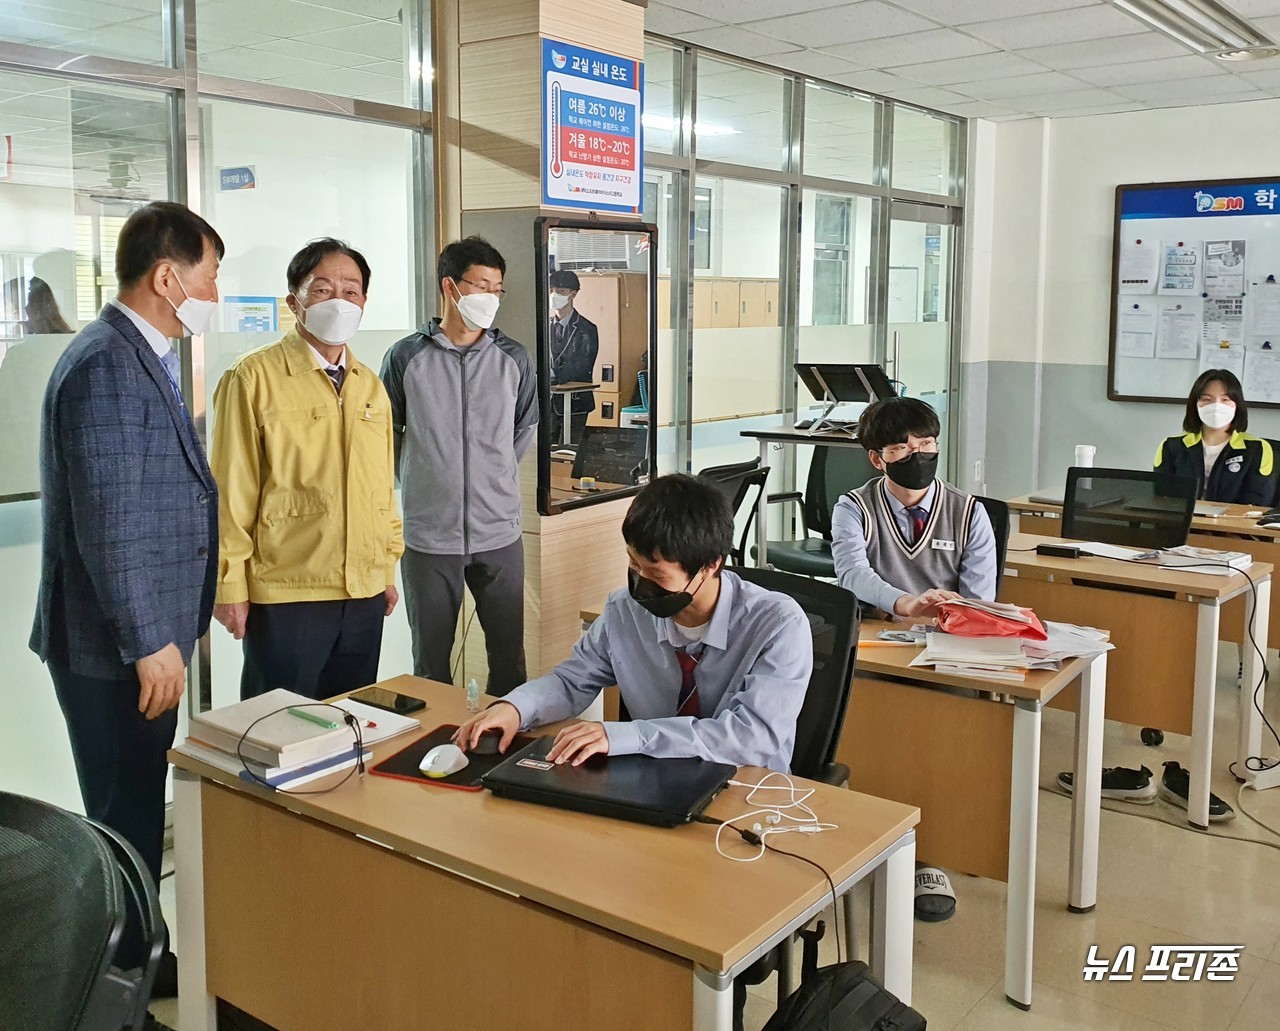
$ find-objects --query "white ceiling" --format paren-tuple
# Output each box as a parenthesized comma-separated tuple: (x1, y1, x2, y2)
(646, 0, 1280, 120)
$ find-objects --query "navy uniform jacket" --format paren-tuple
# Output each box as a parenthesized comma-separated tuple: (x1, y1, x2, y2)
(1153, 430, 1277, 508)
(30, 304, 218, 680)
(550, 309, 600, 415)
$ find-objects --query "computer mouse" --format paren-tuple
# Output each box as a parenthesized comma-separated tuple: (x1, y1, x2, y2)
(1258, 515, 1280, 527)
(469, 729, 503, 755)
(419, 744, 469, 779)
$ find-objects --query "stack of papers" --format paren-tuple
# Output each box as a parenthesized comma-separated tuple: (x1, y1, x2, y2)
(910, 633, 1032, 683)
(1147, 544, 1253, 575)
(1023, 622, 1115, 662)
(177, 688, 421, 789)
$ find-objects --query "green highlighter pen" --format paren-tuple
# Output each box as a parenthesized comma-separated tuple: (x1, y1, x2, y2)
(287, 707, 340, 730)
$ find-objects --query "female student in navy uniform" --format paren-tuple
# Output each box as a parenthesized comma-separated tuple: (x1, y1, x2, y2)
(1154, 369, 1276, 508)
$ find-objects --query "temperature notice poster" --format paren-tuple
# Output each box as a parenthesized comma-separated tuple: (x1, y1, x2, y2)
(542, 38, 643, 214)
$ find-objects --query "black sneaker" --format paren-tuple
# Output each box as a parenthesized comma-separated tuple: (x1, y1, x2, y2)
(1057, 766, 1156, 803)
(1158, 761, 1235, 822)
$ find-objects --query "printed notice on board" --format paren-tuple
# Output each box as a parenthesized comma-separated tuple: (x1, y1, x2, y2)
(1203, 297, 1245, 354)
(1200, 342, 1244, 381)
(1157, 305, 1199, 360)
(1249, 282, 1280, 347)
(1246, 349, 1280, 404)
(1159, 242, 1200, 295)
(1204, 240, 1246, 299)
(1118, 299, 1156, 357)
(1119, 238, 1158, 294)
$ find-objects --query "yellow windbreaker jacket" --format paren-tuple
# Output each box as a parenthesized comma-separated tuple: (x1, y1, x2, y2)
(211, 330, 404, 605)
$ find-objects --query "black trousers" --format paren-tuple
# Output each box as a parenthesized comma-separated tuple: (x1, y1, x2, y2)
(240, 595, 386, 700)
(401, 540, 527, 696)
(50, 663, 176, 970)
(550, 409, 590, 447)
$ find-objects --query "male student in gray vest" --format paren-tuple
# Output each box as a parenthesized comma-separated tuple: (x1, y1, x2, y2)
(381, 237, 539, 695)
(830, 395, 996, 923)
(831, 396, 996, 620)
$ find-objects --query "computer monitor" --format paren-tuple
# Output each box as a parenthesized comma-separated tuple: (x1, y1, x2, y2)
(1061, 467, 1196, 550)
(572, 427, 649, 486)
(793, 364, 894, 432)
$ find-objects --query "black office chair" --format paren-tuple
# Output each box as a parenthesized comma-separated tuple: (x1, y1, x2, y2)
(1062, 467, 1196, 549)
(698, 458, 771, 566)
(727, 566, 861, 1029)
(754, 445, 878, 578)
(0, 791, 165, 1031)
(975, 495, 1011, 589)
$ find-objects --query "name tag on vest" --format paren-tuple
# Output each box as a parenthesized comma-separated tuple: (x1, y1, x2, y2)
(932, 539, 956, 552)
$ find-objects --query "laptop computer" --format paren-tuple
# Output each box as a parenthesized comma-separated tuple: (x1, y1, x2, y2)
(481, 738, 735, 828)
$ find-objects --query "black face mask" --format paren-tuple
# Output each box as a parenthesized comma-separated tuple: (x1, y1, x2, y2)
(628, 569, 698, 619)
(882, 450, 938, 492)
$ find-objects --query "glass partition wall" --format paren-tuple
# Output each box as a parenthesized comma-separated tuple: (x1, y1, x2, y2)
(0, 1, 434, 804)
(641, 38, 966, 520)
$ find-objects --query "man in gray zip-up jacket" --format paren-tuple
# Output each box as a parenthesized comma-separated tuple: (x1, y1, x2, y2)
(381, 237, 539, 694)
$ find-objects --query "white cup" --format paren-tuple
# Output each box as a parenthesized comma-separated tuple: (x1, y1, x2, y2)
(1074, 444, 1097, 468)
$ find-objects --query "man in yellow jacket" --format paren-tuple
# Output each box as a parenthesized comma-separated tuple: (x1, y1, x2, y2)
(210, 239, 404, 699)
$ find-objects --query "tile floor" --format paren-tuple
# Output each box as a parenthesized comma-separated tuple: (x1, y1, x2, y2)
(152, 645, 1280, 1031)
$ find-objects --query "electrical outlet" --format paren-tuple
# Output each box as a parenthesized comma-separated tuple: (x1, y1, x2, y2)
(974, 459, 982, 484)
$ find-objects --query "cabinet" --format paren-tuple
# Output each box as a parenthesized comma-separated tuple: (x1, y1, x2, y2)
(688, 277, 781, 329)
(570, 272, 648, 428)
(710, 280, 739, 328)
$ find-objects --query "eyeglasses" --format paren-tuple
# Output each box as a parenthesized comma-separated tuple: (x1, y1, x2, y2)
(459, 277, 505, 297)
(879, 439, 939, 462)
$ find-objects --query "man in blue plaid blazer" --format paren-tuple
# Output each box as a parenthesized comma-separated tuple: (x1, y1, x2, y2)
(30, 202, 223, 996)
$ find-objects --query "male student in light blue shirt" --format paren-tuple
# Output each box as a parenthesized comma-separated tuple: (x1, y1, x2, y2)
(454, 474, 813, 773)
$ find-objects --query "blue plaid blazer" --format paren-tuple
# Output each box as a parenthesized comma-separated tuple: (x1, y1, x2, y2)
(30, 304, 218, 680)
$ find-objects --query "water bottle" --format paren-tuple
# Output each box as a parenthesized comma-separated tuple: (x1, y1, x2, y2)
(465, 676, 481, 713)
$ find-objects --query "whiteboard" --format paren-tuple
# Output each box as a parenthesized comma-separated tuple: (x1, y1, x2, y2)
(1108, 177, 1280, 407)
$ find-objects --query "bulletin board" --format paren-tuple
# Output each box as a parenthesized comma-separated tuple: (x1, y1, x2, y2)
(1108, 176, 1280, 407)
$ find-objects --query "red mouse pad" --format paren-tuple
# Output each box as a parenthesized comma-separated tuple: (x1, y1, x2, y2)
(371, 724, 535, 791)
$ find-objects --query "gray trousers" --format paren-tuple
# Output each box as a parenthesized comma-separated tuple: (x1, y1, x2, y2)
(401, 539, 527, 696)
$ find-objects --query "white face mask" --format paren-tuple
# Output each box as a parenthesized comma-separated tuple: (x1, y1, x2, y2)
(549, 292, 571, 312)
(300, 297, 363, 345)
(1198, 401, 1235, 430)
(453, 286, 500, 331)
(167, 272, 216, 337)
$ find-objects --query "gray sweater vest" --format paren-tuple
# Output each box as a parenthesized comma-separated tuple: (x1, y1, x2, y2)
(846, 477, 977, 597)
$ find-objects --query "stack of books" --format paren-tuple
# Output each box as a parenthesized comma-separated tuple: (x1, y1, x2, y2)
(1147, 544, 1253, 575)
(177, 688, 422, 790)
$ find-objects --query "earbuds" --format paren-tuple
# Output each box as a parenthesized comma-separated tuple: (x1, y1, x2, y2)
(714, 773, 838, 863)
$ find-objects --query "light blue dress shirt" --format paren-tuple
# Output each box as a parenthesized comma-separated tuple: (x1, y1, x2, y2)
(830, 479, 997, 614)
(502, 570, 813, 772)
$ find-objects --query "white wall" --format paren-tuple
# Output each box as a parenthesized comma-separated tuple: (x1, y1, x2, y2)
(965, 97, 1280, 497)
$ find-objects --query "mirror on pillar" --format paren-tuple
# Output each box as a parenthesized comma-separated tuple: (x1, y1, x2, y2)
(535, 216, 658, 516)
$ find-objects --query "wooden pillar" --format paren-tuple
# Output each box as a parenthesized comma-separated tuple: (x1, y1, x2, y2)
(433, 0, 647, 683)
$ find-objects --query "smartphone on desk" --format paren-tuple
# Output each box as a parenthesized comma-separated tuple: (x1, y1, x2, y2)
(349, 686, 427, 715)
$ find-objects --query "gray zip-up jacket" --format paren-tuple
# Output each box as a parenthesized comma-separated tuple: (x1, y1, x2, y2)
(381, 320, 539, 556)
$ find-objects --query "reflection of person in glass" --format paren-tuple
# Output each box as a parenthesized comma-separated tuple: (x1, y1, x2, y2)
(0, 278, 77, 498)
(548, 270, 599, 445)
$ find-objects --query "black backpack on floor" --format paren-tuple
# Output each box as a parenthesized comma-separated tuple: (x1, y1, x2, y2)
(761, 961, 927, 1031)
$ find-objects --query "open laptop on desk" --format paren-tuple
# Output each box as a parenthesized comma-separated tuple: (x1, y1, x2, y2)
(482, 738, 734, 827)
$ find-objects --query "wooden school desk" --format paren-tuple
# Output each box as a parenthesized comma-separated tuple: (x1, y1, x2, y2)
(577, 608, 1106, 1012)
(841, 621, 1107, 1011)
(998, 529, 1271, 830)
(171, 678, 919, 1031)
(1008, 495, 1280, 647)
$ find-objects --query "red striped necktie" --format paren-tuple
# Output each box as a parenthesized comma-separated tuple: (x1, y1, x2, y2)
(675, 649, 701, 719)
(907, 505, 927, 545)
